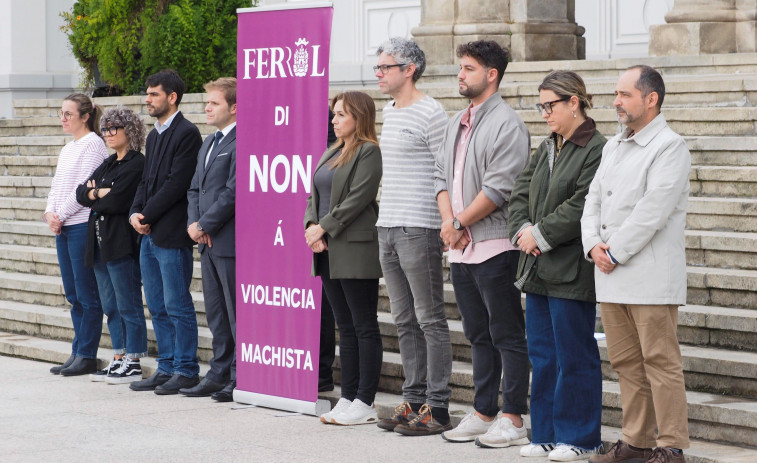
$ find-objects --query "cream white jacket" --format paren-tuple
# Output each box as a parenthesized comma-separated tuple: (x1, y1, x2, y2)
(581, 113, 690, 305)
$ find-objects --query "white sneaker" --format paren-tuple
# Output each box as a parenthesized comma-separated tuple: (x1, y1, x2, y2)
(548, 445, 598, 461)
(521, 443, 556, 457)
(441, 412, 494, 442)
(331, 399, 378, 425)
(474, 417, 530, 448)
(319, 398, 351, 424)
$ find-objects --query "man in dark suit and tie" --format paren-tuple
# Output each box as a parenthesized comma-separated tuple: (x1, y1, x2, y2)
(181, 77, 237, 401)
(129, 69, 203, 394)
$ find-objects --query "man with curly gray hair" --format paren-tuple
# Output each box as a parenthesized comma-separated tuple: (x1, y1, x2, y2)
(373, 37, 453, 436)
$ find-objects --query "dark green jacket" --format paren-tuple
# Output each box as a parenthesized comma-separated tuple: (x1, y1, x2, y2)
(304, 142, 383, 279)
(508, 119, 605, 302)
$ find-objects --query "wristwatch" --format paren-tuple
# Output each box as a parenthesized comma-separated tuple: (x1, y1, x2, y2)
(452, 217, 463, 230)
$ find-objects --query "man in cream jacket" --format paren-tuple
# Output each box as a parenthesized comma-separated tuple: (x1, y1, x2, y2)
(581, 65, 690, 463)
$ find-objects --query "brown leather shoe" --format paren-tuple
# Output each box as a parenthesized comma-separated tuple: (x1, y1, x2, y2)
(646, 447, 684, 463)
(377, 402, 417, 431)
(589, 440, 652, 463)
(394, 404, 453, 436)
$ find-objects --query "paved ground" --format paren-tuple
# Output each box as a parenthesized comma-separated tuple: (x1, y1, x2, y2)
(1, 355, 547, 463)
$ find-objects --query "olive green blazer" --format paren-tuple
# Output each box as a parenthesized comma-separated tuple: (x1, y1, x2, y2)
(304, 142, 383, 279)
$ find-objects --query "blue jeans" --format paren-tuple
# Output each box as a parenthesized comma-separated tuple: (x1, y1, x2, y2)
(56, 222, 103, 359)
(140, 235, 199, 377)
(93, 249, 147, 358)
(450, 250, 529, 416)
(526, 293, 602, 450)
(378, 226, 452, 408)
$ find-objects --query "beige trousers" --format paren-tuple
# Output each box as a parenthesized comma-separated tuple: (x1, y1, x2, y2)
(600, 303, 690, 449)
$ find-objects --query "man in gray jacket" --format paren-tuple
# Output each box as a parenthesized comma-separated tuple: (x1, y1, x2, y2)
(182, 77, 237, 401)
(582, 65, 690, 463)
(435, 40, 531, 448)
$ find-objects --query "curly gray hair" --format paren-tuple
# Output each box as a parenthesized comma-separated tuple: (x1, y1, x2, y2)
(99, 106, 146, 152)
(376, 37, 426, 82)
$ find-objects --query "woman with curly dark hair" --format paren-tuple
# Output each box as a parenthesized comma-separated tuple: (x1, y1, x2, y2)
(76, 107, 147, 384)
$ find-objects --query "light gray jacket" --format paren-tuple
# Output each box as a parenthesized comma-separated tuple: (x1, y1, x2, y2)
(581, 114, 690, 305)
(434, 92, 530, 242)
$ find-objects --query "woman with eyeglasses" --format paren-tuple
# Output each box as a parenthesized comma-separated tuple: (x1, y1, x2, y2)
(508, 71, 606, 461)
(46, 94, 108, 376)
(75, 107, 147, 384)
(304, 91, 383, 426)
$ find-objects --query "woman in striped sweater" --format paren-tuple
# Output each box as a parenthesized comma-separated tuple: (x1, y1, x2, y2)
(46, 94, 110, 377)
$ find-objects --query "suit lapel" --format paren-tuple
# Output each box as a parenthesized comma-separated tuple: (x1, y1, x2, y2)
(330, 144, 362, 207)
(202, 127, 236, 181)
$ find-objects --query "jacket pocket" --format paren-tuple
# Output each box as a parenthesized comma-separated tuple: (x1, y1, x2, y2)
(537, 243, 580, 284)
(345, 230, 377, 242)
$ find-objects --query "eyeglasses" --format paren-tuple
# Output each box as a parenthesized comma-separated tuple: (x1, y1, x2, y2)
(57, 110, 77, 121)
(373, 63, 408, 75)
(100, 126, 124, 136)
(535, 97, 570, 115)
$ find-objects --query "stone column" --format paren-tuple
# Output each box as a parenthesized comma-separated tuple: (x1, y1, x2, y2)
(412, 0, 584, 65)
(650, 0, 757, 55)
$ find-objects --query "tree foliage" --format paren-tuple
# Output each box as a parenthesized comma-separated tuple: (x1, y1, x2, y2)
(60, 0, 255, 94)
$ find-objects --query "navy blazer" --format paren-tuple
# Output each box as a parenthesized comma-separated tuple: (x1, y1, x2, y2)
(130, 111, 202, 248)
(187, 126, 236, 257)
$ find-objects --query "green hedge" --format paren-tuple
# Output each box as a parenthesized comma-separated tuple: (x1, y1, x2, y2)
(60, 0, 256, 94)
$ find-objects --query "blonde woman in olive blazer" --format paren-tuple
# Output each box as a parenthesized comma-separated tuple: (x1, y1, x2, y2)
(304, 92, 383, 427)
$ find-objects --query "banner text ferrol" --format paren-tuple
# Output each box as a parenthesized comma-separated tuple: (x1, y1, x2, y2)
(235, 5, 333, 404)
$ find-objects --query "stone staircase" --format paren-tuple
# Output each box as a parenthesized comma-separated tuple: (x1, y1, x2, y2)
(1, 53, 757, 461)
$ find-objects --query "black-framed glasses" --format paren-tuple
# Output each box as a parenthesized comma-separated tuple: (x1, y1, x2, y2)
(535, 97, 570, 115)
(373, 63, 408, 75)
(100, 126, 124, 136)
(57, 110, 77, 121)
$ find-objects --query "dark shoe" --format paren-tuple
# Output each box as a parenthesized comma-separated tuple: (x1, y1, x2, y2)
(318, 382, 334, 392)
(589, 441, 653, 463)
(394, 404, 453, 436)
(179, 377, 225, 397)
(377, 401, 416, 431)
(646, 448, 684, 463)
(211, 381, 235, 402)
(90, 358, 122, 382)
(129, 371, 172, 391)
(154, 374, 200, 395)
(60, 357, 98, 376)
(50, 354, 76, 375)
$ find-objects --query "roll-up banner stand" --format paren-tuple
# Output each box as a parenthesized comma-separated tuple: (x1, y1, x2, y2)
(234, 1, 334, 416)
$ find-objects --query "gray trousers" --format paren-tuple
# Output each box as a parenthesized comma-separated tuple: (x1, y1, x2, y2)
(201, 251, 236, 383)
(378, 227, 452, 408)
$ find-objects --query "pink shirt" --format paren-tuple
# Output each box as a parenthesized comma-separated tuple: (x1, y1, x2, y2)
(448, 103, 516, 264)
(45, 132, 108, 226)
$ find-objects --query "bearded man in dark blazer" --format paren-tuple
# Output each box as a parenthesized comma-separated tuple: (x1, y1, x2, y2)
(182, 77, 238, 402)
(128, 69, 203, 394)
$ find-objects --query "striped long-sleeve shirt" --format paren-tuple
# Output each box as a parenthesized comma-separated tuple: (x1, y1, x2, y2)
(45, 132, 108, 226)
(376, 95, 448, 229)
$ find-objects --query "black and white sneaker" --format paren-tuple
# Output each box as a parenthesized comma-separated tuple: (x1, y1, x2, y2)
(105, 358, 143, 384)
(89, 358, 122, 382)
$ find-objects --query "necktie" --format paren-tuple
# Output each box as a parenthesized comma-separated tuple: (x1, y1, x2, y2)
(205, 131, 224, 167)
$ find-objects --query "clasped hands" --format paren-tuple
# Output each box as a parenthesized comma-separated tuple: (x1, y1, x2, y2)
(305, 224, 328, 253)
(516, 226, 541, 256)
(187, 222, 213, 247)
(590, 242, 616, 274)
(440, 219, 471, 251)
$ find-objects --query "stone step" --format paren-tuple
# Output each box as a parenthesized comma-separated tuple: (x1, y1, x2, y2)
(0, 197, 47, 221)
(690, 166, 757, 198)
(687, 197, 757, 232)
(0, 176, 50, 198)
(2, 333, 754, 462)
(687, 266, 757, 310)
(686, 230, 757, 270)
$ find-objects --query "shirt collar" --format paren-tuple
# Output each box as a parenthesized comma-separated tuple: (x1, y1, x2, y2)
(559, 117, 596, 148)
(154, 110, 181, 134)
(216, 121, 236, 139)
(620, 113, 667, 147)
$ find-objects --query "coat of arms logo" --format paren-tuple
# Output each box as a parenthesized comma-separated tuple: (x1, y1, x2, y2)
(293, 38, 310, 77)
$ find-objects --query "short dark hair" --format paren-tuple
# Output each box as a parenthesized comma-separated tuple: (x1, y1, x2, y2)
(145, 69, 186, 106)
(628, 65, 665, 109)
(456, 40, 510, 86)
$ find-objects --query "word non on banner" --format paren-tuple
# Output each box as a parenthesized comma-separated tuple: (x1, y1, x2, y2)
(234, 2, 333, 416)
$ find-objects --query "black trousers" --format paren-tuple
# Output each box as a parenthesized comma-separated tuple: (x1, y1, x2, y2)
(317, 251, 382, 405)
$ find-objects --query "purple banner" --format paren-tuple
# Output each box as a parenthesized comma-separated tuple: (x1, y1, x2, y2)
(235, 6, 332, 404)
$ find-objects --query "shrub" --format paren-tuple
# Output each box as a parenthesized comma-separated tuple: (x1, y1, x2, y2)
(60, 0, 256, 94)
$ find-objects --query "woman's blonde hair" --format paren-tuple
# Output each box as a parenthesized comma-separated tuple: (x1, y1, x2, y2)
(329, 91, 378, 169)
(538, 70, 593, 117)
